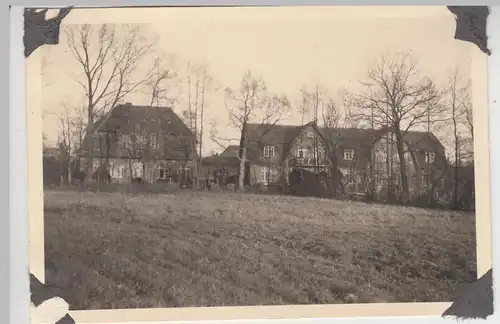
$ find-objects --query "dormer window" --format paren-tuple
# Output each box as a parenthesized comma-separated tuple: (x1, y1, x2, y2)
(425, 152, 435, 164)
(343, 149, 355, 161)
(263, 145, 275, 158)
(305, 131, 314, 138)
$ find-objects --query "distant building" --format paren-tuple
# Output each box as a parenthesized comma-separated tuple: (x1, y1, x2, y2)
(78, 103, 197, 184)
(225, 121, 447, 196)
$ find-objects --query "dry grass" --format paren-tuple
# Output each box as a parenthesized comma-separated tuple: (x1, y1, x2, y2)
(43, 190, 476, 310)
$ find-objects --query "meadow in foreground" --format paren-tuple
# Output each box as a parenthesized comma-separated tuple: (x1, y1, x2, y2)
(44, 190, 476, 310)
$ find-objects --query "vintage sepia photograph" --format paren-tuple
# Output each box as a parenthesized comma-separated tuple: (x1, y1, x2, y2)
(33, 5, 487, 314)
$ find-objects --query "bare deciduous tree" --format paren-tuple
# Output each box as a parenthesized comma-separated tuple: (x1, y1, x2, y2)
(294, 85, 356, 196)
(182, 62, 215, 189)
(444, 68, 473, 209)
(349, 52, 441, 204)
(211, 71, 291, 191)
(66, 24, 156, 175)
(318, 92, 358, 196)
(57, 103, 86, 186)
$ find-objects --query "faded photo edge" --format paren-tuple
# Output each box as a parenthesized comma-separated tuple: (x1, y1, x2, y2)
(25, 6, 492, 323)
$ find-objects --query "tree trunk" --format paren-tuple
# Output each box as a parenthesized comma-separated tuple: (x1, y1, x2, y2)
(238, 148, 246, 192)
(237, 121, 248, 191)
(408, 148, 423, 201)
(192, 144, 198, 189)
(67, 165, 72, 186)
(367, 150, 375, 200)
(453, 147, 460, 209)
(329, 167, 342, 197)
(128, 159, 133, 182)
(429, 169, 446, 207)
(395, 137, 410, 205)
(86, 110, 94, 176)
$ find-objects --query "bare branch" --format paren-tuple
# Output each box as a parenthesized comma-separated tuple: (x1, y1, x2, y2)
(66, 24, 158, 173)
(345, 51, 442, 204)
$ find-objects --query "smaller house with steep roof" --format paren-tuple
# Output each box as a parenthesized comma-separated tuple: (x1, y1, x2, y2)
(78, 103, 197, 184)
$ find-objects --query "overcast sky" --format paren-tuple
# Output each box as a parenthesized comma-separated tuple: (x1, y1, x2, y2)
(39, 6, 475, 155)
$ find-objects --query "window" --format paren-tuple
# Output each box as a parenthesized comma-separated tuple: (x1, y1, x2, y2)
(157, 162, 172, 180)
(375, 174, 385, 186)
(344, 149, 355, 160)
(132, 162, 143, 178)
(425, 152, 435, 164)
(313, 147, 323, 160)
(92, 160, 100, 172)
(305, 131, 314, 138)
(260, 169, 271, 182)
(136, 134, 146, 145)
(150, 134, 159, 149)
(111, 165, 125, 178)
(119, 135, 130, 149)
(296, 148, 307, 159)
(345, 169, 356, 184)
(159, 167, 172, 179)
(180, 138, 190, 146)
(132, 134, 147, 150)
(263, 145, 275, 158)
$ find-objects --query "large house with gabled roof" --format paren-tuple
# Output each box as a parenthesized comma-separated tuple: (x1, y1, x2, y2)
(78, 103, 197, 184)
(226, 121, 447, 196)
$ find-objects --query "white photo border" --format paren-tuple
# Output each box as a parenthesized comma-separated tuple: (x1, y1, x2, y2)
(7, 2, 500, 324)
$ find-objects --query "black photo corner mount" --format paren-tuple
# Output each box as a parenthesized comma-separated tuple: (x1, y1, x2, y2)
(24, 5, 491, 321)
(442, 4, 493, 320)
(23, 6, 491, 59)
(30, 273, 76, 324)
(442, 269, 494, 319)
(447, 6, 491, 56)
(23, 7, 73, 58)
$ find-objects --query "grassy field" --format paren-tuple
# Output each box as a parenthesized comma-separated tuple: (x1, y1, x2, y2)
(44, 190, 476, 310)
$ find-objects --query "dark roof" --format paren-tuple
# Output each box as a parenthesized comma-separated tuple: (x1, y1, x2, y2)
(316, 125, 444, 153)
(403, 131, 445, 153)
(245, 122, 306, 145)
(240, 122, 445, 162)
(203, 155, 241, 166)
(79, 103, 196, 160)
(243, 122, 309, 161)
(94, 103, 193, 137)
(220, 145, 240, 157)
(43, 147, 60, 157)
(316, 127, 383, 149)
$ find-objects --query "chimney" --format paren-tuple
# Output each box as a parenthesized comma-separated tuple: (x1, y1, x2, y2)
(125, 102, 132, 106)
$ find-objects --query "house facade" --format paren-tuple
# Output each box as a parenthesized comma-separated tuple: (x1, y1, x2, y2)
(79, 103, 197, 184)
(234, 122, 447, 197)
